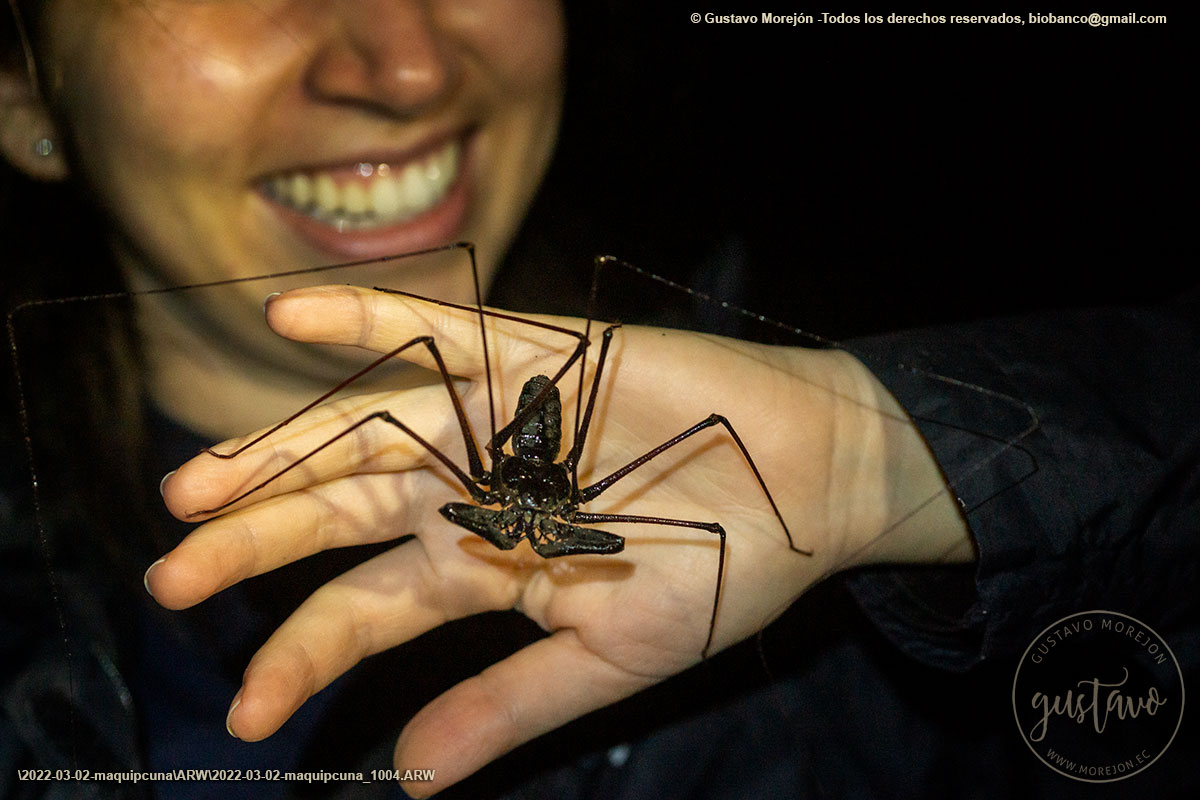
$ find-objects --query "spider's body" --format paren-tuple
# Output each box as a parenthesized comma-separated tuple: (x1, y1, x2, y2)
(440, 374, 626, 558)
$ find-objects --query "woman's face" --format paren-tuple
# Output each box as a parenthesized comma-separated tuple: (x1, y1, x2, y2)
(38, 0, 564, 298)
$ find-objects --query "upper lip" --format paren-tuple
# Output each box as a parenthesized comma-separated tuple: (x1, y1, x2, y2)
(255, 127, 469, 183)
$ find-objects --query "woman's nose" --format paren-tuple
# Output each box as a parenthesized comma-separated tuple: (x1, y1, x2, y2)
(304, 0, 458, 116)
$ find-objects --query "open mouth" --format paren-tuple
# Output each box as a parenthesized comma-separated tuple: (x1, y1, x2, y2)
(263, 138, 461, 233)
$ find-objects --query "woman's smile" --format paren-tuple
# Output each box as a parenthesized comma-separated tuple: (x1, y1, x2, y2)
(261, 134, 471, 258)
(20, 0, 564, 433)
(39, 0, 564, 287)
(264, 137, 462, 231)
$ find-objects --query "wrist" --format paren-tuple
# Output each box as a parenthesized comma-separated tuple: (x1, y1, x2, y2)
(830, 352, 976, 570)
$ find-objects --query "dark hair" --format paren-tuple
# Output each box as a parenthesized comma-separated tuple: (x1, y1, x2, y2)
(2, 2, 155, 621)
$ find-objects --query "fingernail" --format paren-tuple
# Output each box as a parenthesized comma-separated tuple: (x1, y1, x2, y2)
(226, 689, 243, 738)
(143, 557, 165, 597)
(263, 292, 282, 314)
(158, 470, 176, 497)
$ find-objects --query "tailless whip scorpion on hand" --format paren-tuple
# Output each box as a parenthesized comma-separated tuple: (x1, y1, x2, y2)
(169, 242, 814, 659)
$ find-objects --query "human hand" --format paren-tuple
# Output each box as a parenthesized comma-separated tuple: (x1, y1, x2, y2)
(150, 284, 967, 794)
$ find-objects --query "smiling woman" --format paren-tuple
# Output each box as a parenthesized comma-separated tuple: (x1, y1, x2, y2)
(12, 0, 562, 431)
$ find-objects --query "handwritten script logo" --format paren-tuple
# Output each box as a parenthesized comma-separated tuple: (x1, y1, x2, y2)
(1028, 667, 1168, 741)
(1012, 611, 1184, 782)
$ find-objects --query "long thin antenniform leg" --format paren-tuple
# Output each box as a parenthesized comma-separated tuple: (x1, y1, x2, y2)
(572, 510, 727, 658)
(579, 414, 812, 557)
(563, 324, 619, 492)
(190, 407, 487, 518)
(569, 256, 618, 496)
(370, 288, 595, 461)
(204, 336, 488, 480)
(195, 267, 608, 517)
(460, 242, 497, 452)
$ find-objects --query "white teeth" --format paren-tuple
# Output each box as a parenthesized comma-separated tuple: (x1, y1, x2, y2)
(314, 174, 338, 214)
(342, 182, 369, 215)
(267, 139, 460, 230)
(289, 173, 313, 207)
(369, 174, 403, 218)
(399, 161, 433, 209)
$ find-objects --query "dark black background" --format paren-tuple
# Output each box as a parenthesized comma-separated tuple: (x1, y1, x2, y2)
(497, 5, 1187, 339)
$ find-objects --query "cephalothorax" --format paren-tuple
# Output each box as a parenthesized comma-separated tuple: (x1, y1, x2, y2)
(441, 374, 625, 559)
(195, 243, 811, 657)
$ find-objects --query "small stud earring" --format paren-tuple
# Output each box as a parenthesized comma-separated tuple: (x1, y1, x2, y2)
(33, 137, 54, 157)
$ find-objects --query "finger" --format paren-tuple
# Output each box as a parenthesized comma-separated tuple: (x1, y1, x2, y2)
(162, 383, 470, 520)
(225, 537, 523, 743)
(147, 469, 420, 609)
(264, 284, 588, 377)
(393, 631, 659, 797)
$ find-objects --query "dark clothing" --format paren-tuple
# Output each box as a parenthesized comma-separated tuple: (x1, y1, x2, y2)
(850, 301, 1200, 670)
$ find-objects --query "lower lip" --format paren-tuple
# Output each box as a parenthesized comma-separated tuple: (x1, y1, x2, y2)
(262, 146, 472, 262)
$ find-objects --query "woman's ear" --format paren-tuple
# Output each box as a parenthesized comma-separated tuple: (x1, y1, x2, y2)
(0, 65, 68, 181)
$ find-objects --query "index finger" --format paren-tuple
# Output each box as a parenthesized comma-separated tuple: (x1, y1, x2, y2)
(264, 285, 590, 378)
